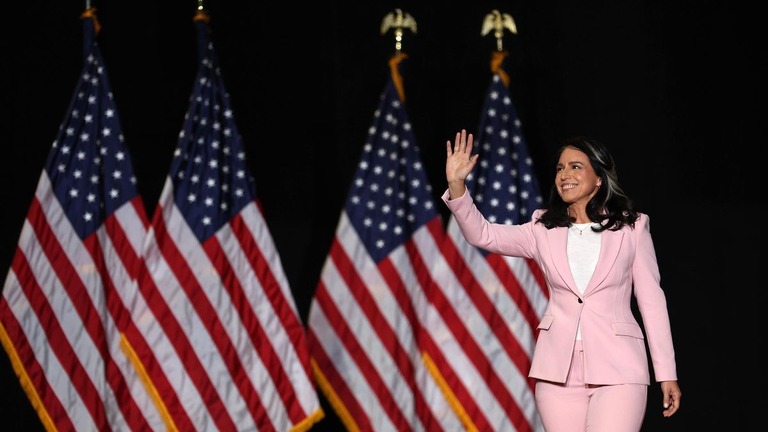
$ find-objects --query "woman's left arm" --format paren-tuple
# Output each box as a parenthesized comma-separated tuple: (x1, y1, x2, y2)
(632, 214, 678, 381)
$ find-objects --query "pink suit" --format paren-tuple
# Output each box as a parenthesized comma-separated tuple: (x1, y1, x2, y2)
(442, 189, 677, 386)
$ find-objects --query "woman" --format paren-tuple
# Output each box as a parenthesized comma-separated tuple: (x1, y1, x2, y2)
(443, 130, 681, 431)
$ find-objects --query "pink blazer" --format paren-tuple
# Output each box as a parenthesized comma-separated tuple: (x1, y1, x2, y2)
(443, 189, 677, 385)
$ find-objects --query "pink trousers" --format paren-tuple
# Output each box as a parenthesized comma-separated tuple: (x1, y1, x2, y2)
(534, 341, 648, 432)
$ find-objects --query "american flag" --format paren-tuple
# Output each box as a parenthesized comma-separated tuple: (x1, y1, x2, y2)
(127, 12, 322, 431)
(422, 52, 549, 431)
(307, 54, 463, 431)
(0, 10, 164, 431)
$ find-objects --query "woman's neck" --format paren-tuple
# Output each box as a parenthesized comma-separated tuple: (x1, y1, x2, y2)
(567, 205, 590, 224)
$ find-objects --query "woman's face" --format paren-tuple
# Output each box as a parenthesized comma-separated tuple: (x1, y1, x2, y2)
(555, 146, 602, 206)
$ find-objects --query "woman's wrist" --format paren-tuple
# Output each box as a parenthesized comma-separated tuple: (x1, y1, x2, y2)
(447, 182, 466, 200)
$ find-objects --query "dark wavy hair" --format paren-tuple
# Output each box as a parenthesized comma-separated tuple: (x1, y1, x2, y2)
(537, 136, 638, 232)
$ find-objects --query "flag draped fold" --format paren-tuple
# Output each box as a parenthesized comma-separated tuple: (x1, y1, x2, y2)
(307, 54, 463, 431)
(0, 9, 163, 431)
(126, 12, 323, 432)
(422, 51, 549, 431)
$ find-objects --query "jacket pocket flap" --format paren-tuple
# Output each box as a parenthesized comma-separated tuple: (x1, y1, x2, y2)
(612, 322, 644, 339)
(537, 315, 554, 330)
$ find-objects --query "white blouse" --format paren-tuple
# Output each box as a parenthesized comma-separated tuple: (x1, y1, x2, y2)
(567, 223, 601, 340)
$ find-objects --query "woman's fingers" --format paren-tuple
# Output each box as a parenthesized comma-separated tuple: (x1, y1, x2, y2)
(454, 130, 470, 154)
(465, 131, 473, 153)
(448, 130, 473, 157)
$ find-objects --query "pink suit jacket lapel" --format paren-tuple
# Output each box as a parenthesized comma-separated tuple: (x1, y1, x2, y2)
(583, 228, 624, 295)
(547, 225, 625, 297)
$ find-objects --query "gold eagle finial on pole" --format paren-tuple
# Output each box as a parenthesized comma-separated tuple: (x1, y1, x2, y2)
(381, 9, 417, 52)
(481, 10, 517, 51)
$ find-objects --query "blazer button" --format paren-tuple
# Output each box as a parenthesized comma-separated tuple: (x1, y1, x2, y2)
(578, 298, 583, 303)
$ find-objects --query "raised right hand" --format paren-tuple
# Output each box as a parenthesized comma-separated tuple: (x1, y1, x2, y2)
(445, 129, 479, 198)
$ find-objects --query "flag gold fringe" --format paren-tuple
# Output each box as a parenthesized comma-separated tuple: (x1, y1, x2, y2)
(0, 322, 56, 432)
(120, 333, 179, 432)
(311, 357, 361, 432)
(289, 406, 325, 432)
(422, 351, 479, 432)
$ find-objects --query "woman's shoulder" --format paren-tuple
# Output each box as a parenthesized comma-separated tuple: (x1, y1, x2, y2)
(636, 211, 651, 228)
(620, 211, 650, 232)
(531, 208, 547, 222)
(634, 211, 650, 222)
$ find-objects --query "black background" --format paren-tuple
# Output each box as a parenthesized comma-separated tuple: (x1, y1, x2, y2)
(1, 1, 764, 430)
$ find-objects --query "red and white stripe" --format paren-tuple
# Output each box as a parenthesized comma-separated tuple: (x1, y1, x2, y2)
(308, 212, 463, 431)
(129, 178, 321, 431)
(419, 218, 549, 431)
(0, 172, 163, 431)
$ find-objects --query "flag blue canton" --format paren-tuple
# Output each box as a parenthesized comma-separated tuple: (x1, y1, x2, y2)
(45, 42, 139, 240)
(345, 80, 437, 263)
(170, 31, 254, 243)
(467, 74, 542, 227)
